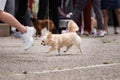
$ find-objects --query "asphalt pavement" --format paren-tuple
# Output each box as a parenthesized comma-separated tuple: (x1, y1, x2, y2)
(0, 27, 120, 80)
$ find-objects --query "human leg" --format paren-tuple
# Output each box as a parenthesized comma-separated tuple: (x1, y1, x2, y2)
(15, 0, 33, 26)
(72, 0, 82, 34)
(37, 0, 48, 19)
(4, 0, 15, 16)
(49, 0, 59, 33)
(113, 9, 119, 34)
(0, 11, 35, 50)
(0, 11, 26, 34)
(92, 0, 103, 30)
(76, 15, 82, 34)
(83, 0, 92, 34)
(115, 9, 120, 26)
(15, 0, 27, 24)
(72, 0, 88, 22)
(92, 0, 104, 36)
(102, 9, 109, 33)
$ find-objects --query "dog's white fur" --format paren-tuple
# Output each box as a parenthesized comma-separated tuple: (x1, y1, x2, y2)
(41, 20, 82, 55)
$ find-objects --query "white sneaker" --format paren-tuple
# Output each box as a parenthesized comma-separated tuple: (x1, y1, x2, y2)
(103, 31, 108, 35)
(66, 12, 73, 18)
(98, 31, 105, 37)
(93, 30, 105, 37)
(22, 26, 36, 50)
(91, 29, 97, 34)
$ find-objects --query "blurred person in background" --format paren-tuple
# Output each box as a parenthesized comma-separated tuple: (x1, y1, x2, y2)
(72, 0, 104, 37)
(15, 0, 33, 27)
(14, 0, 34, 37)
(37, 0, 48, 19)
(49, 0, 60, 34)
(58, 0, 73, 18)
(73, 0, 92, 36)
(4, 0, 15, 16)
(3, 0, 15, 35)
(101, 0, 120, 34)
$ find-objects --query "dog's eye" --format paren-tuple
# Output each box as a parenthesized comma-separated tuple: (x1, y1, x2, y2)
(42, 40, 44, 42)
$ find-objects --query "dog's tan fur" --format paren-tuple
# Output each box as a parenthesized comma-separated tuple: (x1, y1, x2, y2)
(31, 18, 55, 37)
(91, 17, 97, 30)
(41, 20, 82, 55)
(67, 20, 79, 32)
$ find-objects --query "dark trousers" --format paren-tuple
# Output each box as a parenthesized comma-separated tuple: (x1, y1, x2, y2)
(15, 0, 33, 26)
(37, 0, 48, 19)
(75, 0, 91, 33)
(49, 0, 59, 33)
(92, 0, 103, 29)
(112, 9, 118, 32)
(4, 0, 15, 16)
(72, 0, 103, 30)
(112, 10, 118, 27)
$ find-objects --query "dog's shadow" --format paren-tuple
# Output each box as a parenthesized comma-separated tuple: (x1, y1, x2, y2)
(45, 53, 82, 57)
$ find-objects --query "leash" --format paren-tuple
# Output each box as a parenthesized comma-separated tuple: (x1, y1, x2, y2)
(47, 0, 50, 31)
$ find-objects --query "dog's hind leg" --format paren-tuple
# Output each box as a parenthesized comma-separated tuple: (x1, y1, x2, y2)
(56, 48, 61, 56)
(80, 48, 83, 53)
(64, 45, 72, 52)
(76, 44, 83, 53)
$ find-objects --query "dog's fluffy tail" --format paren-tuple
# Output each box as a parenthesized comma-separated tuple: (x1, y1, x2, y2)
(67, 20, 79, 32)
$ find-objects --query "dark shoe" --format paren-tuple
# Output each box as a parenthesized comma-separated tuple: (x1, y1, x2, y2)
(114, 31, 119, 34)
(114, 27, 119, 34)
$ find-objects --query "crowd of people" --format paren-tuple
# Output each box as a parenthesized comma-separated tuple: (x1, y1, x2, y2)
(33, 0, 120, 36)
(0, 0, 120, 50)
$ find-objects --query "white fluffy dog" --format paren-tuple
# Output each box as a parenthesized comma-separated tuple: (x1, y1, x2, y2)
(41, 20, 82, 55)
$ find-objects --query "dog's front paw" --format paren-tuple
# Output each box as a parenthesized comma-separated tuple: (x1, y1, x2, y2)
(63, 50, 67, 53)
(45, 52, 49, 54)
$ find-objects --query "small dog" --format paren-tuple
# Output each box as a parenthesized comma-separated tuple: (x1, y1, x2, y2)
(31, 18, 55, 37)
(41, 20, 82, 55)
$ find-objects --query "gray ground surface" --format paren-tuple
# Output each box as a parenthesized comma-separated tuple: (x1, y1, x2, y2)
(0, 27, 120, 80)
